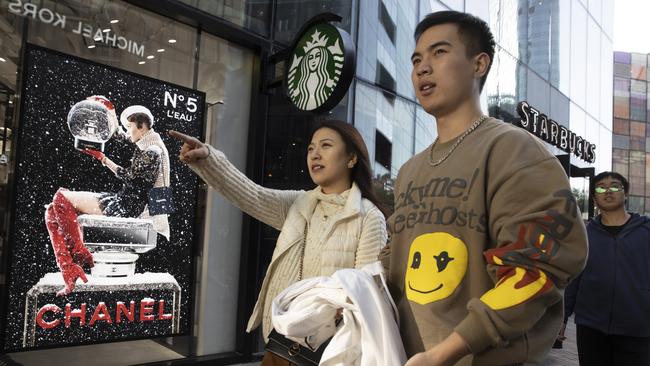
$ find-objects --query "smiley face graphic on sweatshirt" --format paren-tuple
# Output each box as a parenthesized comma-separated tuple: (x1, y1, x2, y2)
(405, 232, 468, 305)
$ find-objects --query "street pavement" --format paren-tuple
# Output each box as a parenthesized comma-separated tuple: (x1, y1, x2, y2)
(526, 316, 579, 366)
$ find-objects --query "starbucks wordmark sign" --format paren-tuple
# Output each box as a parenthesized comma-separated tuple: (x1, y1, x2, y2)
(286, 21, 355, 113)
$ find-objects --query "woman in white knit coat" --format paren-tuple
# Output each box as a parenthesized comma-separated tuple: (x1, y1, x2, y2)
(170, 120, 388, 365)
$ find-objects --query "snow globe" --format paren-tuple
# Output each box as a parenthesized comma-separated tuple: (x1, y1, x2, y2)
(66, 95, 119, 153)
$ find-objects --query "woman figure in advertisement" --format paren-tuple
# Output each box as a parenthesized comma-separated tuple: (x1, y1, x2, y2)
(169, 120, 387, 365)
(45, 103, 170, 296)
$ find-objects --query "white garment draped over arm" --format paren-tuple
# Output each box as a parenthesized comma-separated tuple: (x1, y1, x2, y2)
(271, 261, 406, 366)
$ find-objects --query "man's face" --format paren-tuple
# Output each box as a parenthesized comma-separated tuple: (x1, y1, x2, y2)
(411, 23, 478, 116)
(594, 176, 627, 212)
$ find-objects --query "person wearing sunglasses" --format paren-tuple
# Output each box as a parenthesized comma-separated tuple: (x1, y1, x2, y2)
(564, 171, 650, 365)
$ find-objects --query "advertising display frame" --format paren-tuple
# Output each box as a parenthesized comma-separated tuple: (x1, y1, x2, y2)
(0, 43, 205, 352)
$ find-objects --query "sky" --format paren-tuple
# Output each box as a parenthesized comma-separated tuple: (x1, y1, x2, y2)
(613, 0, 650, 54)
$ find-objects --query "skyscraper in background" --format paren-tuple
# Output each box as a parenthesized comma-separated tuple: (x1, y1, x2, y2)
(612, 51, 650, 214)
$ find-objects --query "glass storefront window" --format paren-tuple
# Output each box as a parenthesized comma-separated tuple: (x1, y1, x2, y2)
(527, 67, 550, 114)
(601, 38, 614, 129)
(489, 0, 520, 60)
(485, 47, 523, 123)
(569, 0, 587, 108)
(631, 53, 647, 80)
(354, 81, 418, 212)
(614, 62, 631, 78)
(522, 0, 553, 81)
(630, 121, 646, 137)
(587, 0, 602, 24)
(178, 0, 272, 37)
(2, 0, 197, 88)
(570, 177, 589, 220)
(465, 0, 489, 20)
(647, 80, 650, 119)
(420, 0, 448, 17)
(1, 0, 259, 361)
(613, 118, 630, 135)
(614, 77, 630, 119)
(274, 0, 353, 45)
(415, 106, 437, 154)
(646, 153, 650, 212)
(614, 51, 631, 64)
(602, 0, 614, 38)
(570, 101, 586, 142)
(632, 124, 646, 150)
(613, 134, 630, 149)
(551, 0, 571, 95)
(194, 31, 254, 356)
(631, 136, 646, 151)
(612, 148, 629, 177)
(586, 17, 601, 117)
(357, 1, 417, 100)
(630, 79, 647, 121)
(440, 0, 463, 11)
(629, 196, 644, 213)
(394, 2, 418, 99)
(598, 124, 612, 173)
(550, 87, 570, 125)
(630, 150, 645, 196)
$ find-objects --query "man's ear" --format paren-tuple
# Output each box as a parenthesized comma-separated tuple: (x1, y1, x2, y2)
(474, 52, 490, 79)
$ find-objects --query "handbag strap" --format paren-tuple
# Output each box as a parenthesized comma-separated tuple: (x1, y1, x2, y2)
(159, 141, 169, 186)
(298, 222, 307, 281)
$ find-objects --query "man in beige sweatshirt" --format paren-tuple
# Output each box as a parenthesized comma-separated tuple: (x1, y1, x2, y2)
(383, 10, 588, 366)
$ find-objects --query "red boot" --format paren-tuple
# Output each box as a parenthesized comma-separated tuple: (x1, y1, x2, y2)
(45, 204, 88, 296)
(51, 189, 94, 268)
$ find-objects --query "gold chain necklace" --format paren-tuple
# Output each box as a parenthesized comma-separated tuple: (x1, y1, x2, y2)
(428, 115, 488, 167)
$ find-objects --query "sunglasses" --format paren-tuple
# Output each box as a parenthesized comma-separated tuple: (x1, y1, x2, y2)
(594, 186, 623, 194)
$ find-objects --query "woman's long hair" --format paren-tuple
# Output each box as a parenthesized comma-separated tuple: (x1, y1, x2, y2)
(310, 120, 389, 218)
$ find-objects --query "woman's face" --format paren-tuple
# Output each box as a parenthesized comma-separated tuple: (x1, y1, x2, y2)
(127, 120, 143, 142)
(307, 48, 322, 72)
(307, 127, 355, 194)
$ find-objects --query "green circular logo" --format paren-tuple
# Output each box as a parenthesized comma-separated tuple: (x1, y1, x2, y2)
(287, 23, 347, 112)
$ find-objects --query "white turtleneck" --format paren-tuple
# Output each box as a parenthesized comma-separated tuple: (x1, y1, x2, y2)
(302, 188, 351, 278)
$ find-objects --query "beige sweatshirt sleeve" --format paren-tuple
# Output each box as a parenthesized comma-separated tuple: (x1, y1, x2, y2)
(454, 131, 588, 354)
(188, 145, 303, 231)
(354, 206, 388, 268)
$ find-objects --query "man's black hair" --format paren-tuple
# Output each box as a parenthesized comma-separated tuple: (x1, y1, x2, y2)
(591, 171, 630, 197)
(414, 11, 496, 91)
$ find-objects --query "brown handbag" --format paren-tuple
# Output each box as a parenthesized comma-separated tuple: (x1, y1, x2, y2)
(265, 328, 330, 366)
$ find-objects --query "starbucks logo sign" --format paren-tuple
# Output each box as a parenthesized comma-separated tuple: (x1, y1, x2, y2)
(286, 22, 355, 113)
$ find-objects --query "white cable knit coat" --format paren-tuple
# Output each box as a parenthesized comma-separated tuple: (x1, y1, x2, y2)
(188, 146, 387, 340)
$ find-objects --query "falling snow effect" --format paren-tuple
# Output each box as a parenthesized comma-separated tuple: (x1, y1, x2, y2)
(3, 46, 204, 351)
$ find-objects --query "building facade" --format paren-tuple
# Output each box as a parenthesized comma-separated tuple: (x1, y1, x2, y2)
(0, 0, 613, 365)
(612, 51, 650, 214)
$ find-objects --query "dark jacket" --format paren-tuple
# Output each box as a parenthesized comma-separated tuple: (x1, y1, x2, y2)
(565, 212, 650, 337)
(98, 145, 161, 217)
